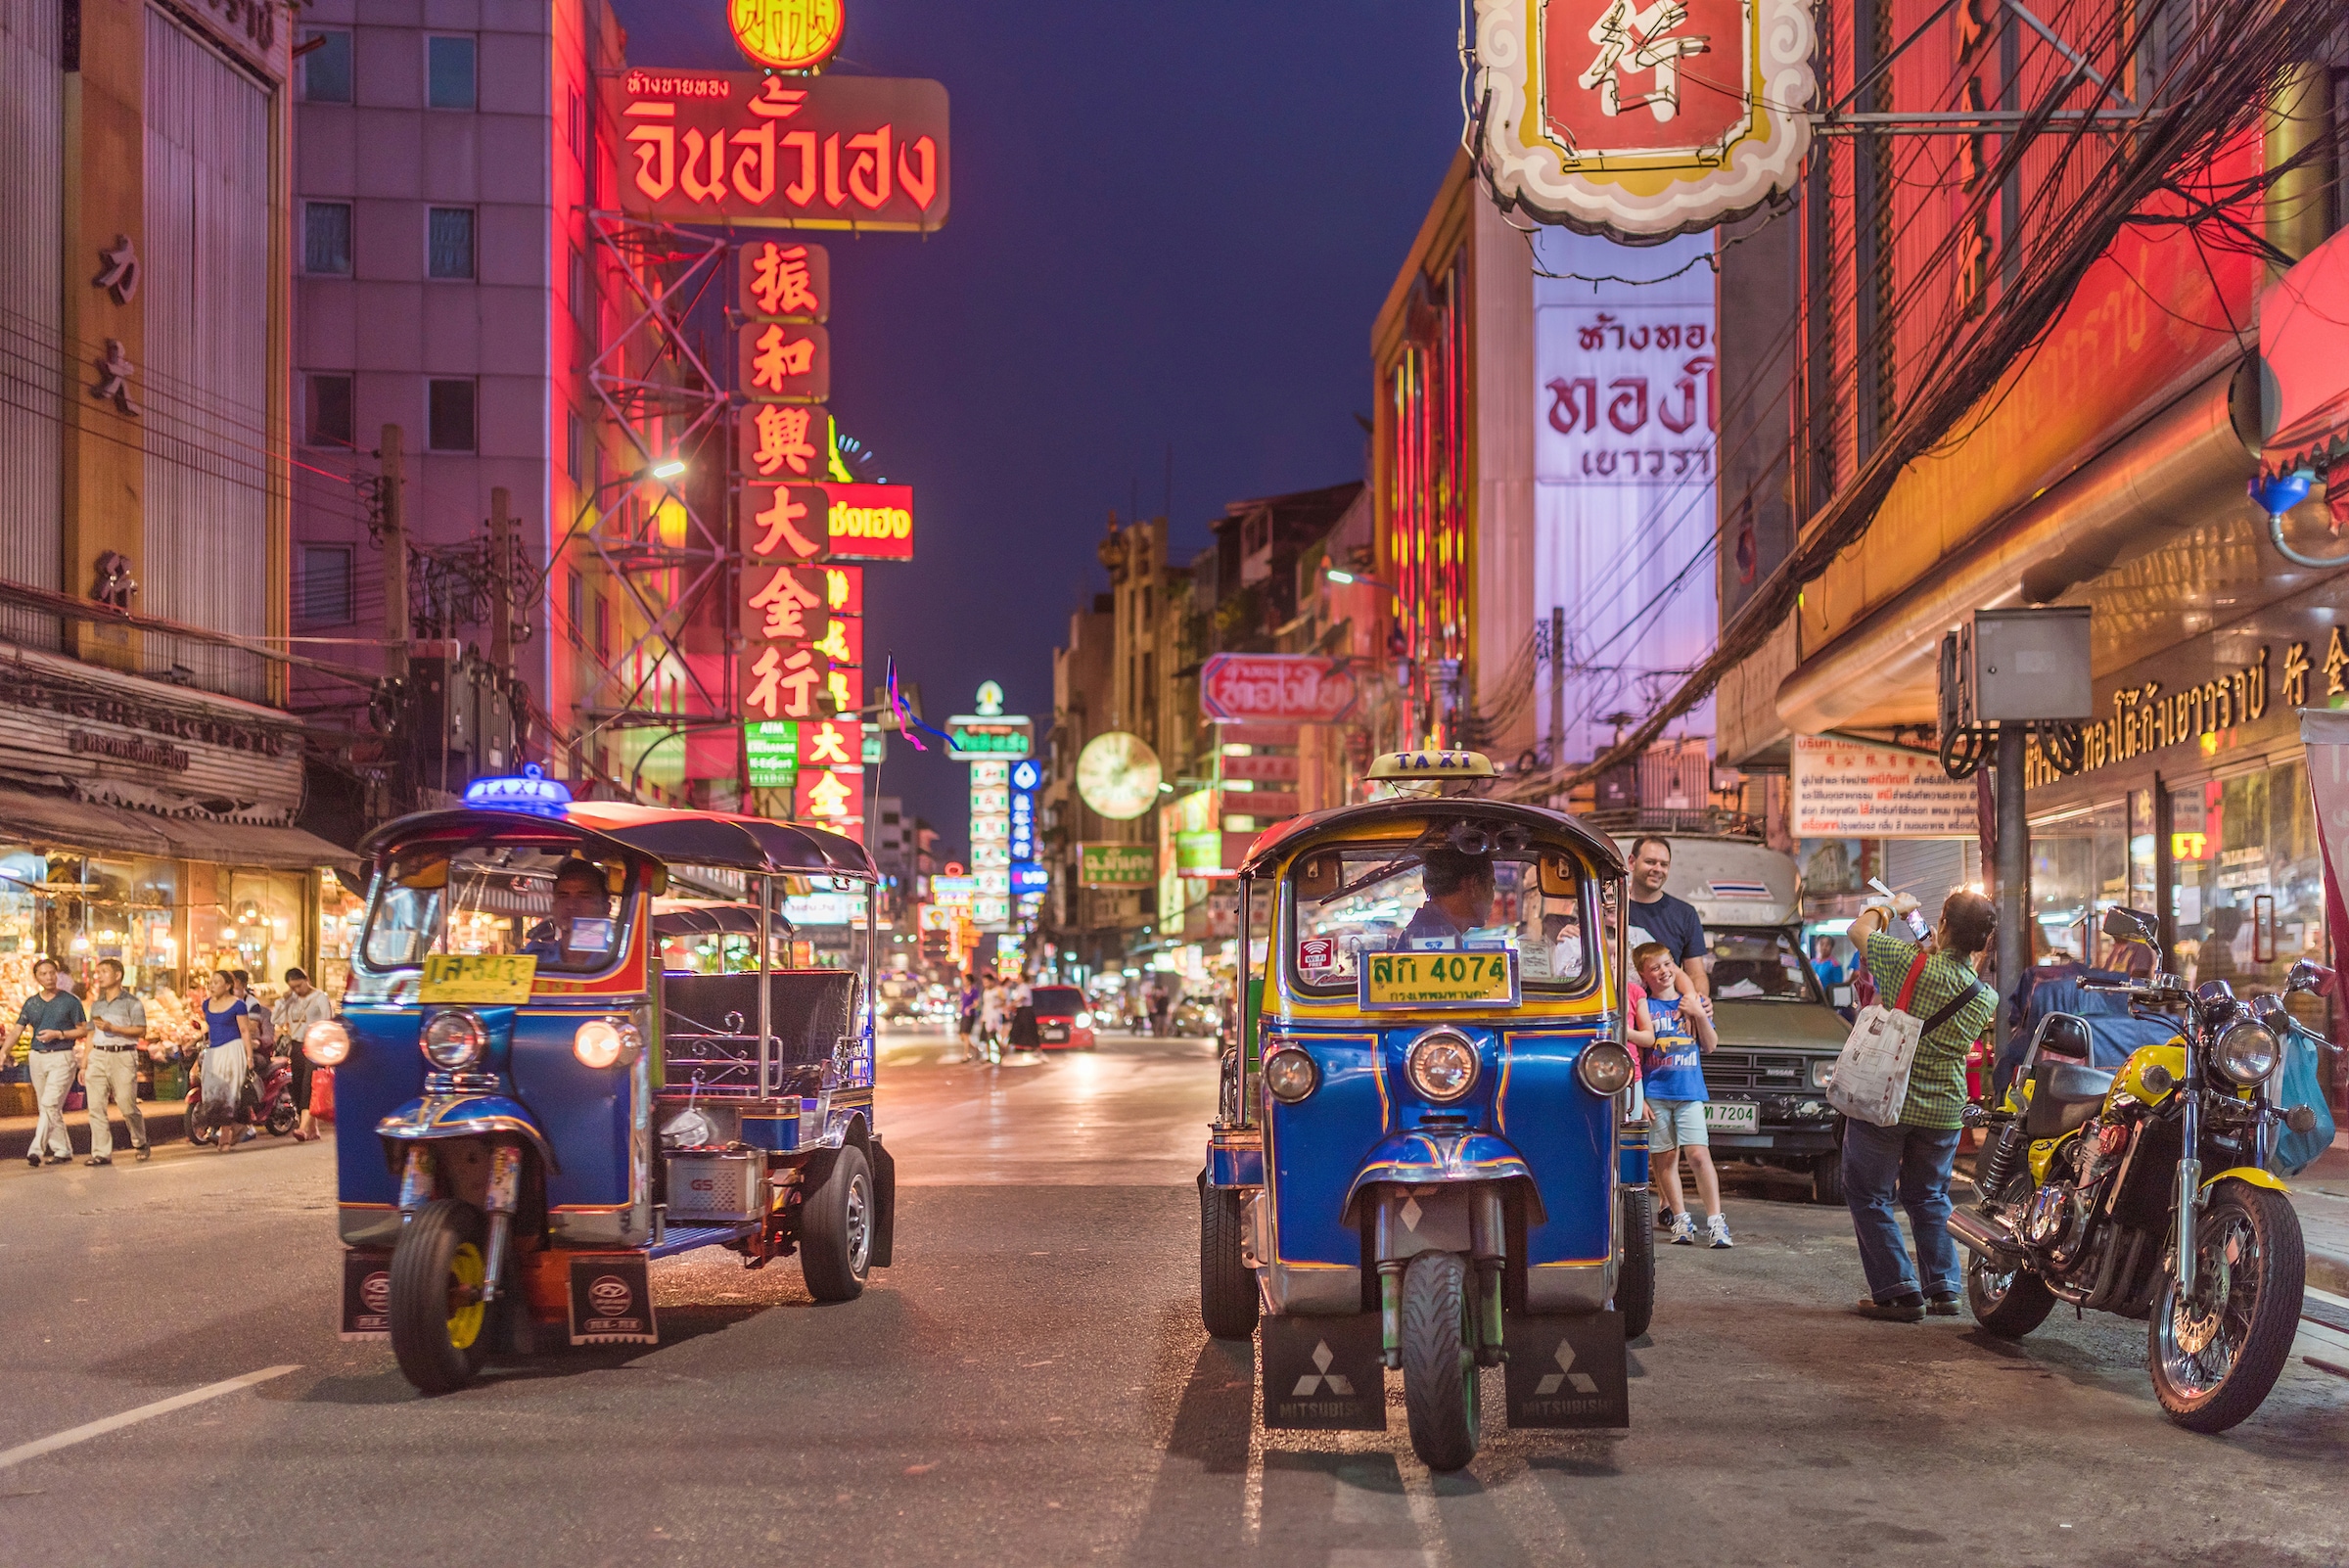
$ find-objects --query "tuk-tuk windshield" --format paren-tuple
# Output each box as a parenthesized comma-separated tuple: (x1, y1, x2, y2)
(362, 846, 637, 977)
(1289, 846, 1589, 994)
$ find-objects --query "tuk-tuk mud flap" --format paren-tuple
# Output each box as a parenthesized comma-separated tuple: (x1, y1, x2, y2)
(339, 1248, 392, 1341)
(869, 1136, 896, 1268)
(1502, 1309, 1628, 1429)
(1260, 1313, 1386, 1431)
(568, 1255, 659, 1346)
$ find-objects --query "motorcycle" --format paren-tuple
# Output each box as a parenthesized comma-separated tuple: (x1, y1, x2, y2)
(1948, 905, 2312, 1433)
(185, 1045, 299, 1146)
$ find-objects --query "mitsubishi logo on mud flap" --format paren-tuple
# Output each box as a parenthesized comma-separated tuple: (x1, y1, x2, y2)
(1535, 1340, 1598, 1397)
(1291, 1340, 1356, 1398)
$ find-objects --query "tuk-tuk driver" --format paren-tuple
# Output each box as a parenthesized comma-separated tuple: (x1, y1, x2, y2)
(1401, 846, 1495, 946)
(526, 857, 617, 967)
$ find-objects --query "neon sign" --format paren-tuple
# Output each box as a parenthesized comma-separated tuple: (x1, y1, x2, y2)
(728, 0, 845, 74)
(739, 240, 828, 322)
(738, 322, 829, 403)
(823, 483, 914, 561)
(463, 763, 572, 817)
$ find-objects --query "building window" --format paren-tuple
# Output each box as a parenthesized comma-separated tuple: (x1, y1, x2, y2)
(567, 410, 587, 482)
(427, 207, 475, 280)
(427, 378, 477, 451)
(303, 373, 354, 448)
(301, 29, 352, 103)
(426, 35, 476, 110)
(566, 569, 584, 645)
(570, 244, 592, 328)
(592, 593, 611, 657)
(567, 85, 585, 158)
(298, 544, 355, 626)
(303, 202, 351, 275)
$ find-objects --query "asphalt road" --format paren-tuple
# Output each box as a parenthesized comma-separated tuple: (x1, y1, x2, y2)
(5, 1027, 2348, 1567)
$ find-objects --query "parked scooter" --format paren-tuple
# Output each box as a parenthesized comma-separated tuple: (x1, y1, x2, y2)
(185, 1046, 299, 1146)
(1949, 905, 2311, 1433)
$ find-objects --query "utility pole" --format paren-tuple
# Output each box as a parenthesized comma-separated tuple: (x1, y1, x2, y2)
(1993, 724, 2028, 1046)
(1548, 606, 1566, 767)
(487, 485, 516, 676)
(380, 424, 408, 679)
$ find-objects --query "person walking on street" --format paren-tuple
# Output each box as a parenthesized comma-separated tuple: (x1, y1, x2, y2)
(199, 970, 255, 1154)
(274, 967, 333, 1143)
(78, 958, 149, 1165)
(1843, 891, 1998, 1320)
(14, 957, 85, 1168)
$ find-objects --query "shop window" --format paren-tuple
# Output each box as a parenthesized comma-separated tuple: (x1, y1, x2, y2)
(2168, 764, 2325, 992)
(299, 544, 354, 626)
(303, 372, 353, 449)
(427, 207, 475, 280)
(301, 29, 353, 103)
(427, 378, 476, 451)
(303, 201, 351, 275)
(426, 35, 476, 110)
(2030, 802, 2129, 967)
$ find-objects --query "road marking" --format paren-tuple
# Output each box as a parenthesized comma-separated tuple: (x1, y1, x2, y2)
(0, 1365, 299, 1471)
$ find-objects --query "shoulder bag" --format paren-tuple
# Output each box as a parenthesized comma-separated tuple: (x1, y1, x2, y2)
(1826, 952, 1986, 1128)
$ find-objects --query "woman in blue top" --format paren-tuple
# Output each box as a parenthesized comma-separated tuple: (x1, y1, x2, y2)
(199, 969, 255, 1152)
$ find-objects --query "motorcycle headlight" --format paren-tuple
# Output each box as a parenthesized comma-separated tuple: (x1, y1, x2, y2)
(1810, 1058, 1835, 1090)
(302, 1019, 350, 1067)
(1405, 1030, 1479, 1102)
(573, 1018, 641, 1069)
(1576, 1040, 1635, 1096)
(1264, 1045, 1318, 1103)
(2211, 1018, 2280, 1086)
(421, 1009, 486, 1070)
(1076, 1011, 1093, 1029)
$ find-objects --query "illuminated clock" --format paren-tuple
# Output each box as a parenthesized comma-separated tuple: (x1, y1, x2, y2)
(729, 0, 846, 73)
(1075, 731, 1162, 821)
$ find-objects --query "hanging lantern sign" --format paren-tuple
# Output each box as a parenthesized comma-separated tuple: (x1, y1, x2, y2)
(1470, 0, 1816, 242)
(729, 0, 846, 74)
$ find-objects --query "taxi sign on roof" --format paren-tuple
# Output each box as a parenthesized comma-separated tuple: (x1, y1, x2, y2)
(1366, 750, 1496, 780)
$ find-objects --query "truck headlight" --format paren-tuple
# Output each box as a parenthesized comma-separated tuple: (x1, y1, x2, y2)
(2211, 1019, 2279, 1086)
(302, 1019, 350, 1066)
(1405, 1030, 1479, 1101)
(1577, 1041, 1634, 1096)
(421, 1009, 485, 1069)
(1810, 1058, 1834, 1090)
(573, 1018, 641, 1069)
(1264, 1046, 1318, 1103)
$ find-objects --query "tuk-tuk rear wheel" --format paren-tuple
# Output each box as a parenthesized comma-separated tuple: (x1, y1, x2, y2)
(1617, 1186, 1656, 1340)
(388, 1199, 497, 1395)
(1401, 1251, 1480, 1473)
(1198, 1181, 1259, 1340)
(801, 1144, 873, 1303)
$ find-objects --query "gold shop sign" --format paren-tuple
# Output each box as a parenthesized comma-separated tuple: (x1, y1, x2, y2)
(2024, 640, 2314, 787)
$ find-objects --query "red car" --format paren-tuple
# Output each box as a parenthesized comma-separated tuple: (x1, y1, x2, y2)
(1029, 986, 1097, 1050)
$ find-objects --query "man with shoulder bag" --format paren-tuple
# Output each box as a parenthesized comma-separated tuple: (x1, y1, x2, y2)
(1835, 891, 1998, 1321)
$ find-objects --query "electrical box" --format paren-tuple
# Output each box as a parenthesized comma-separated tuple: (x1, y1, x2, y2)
(1941, 607, 2092, 726)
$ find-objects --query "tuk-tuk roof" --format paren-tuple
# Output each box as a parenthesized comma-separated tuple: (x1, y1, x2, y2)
(1235, 797, 1624, 879)
(357, 802, 877, 880)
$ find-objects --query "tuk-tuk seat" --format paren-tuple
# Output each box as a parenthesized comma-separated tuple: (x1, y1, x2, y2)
(662, 971, 859, 1092)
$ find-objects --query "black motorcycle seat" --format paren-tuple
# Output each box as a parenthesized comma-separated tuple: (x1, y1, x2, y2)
(2024, 1060, 2113, 1140)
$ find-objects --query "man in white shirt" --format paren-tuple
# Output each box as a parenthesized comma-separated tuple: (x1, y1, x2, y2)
(77, 958, 149, 1165)
(273, 967, 336, 1142)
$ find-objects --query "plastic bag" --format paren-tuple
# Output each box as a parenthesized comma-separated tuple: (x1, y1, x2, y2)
(2271, 1026, 2335, 1176)
(310, 1067, 336, 1122)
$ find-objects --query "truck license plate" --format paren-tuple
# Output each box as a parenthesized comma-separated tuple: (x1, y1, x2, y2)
(1705, 1101, 1758, 1133)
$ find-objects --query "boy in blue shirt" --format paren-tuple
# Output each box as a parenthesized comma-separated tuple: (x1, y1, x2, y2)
(1630, 941, 1727, 1247)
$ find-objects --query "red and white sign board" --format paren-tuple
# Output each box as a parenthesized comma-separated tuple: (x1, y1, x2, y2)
(737, 321, 829, 403)
(823, 484, 914, 561)
(1199, 654, 1359, 725)
(739, 240, 829, 321)
(1297, 936, 1336, 971)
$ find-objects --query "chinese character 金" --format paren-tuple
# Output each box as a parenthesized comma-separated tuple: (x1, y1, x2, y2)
(751, 488, 824, 558)
(748, 241, 820, 316)
(1577, 0, 1710, 123)
(750, 323, 814, 394)
(746, 565, 824, 640)
(805, 768, 852, 818)
(749, 404, 819, 477)
(746, 644, 822, 720)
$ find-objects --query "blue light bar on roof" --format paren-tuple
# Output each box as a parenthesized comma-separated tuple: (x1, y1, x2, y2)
(464, 763, 573, 817)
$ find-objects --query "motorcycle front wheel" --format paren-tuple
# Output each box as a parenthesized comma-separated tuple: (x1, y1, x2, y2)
(2148, 1177, 2305, 1434)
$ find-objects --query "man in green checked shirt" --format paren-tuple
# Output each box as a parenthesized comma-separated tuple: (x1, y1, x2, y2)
(1843, 890, 1998, 1321)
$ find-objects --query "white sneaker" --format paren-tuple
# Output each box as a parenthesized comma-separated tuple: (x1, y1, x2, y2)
(1669, 1213, 1698, 1246)
(1707, 1216, 1733, 1249)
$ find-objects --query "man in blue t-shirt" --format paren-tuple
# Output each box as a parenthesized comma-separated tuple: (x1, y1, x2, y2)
(1625, 836, 1710, 1005)
(1631, 941, 1727, 1247)
(13, 958, 86, 1167)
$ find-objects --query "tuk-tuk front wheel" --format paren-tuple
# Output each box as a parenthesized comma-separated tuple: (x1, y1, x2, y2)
(1198, 1181, 1259, 1340)
(801, 1144, 874, 1302)
(1400, 1251, 1481, 1473)
(388, 1199, 496, 1395)
(1617, 1186, 1656, 1340)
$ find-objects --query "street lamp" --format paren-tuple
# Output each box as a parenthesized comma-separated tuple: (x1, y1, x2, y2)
(1326, 567, 1395, 590)
(648, 459, 687, 481)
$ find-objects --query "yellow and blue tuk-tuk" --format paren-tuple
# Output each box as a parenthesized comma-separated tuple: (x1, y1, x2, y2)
(304, 769, 893, 1394)
(1199, 751, 1646, 1470)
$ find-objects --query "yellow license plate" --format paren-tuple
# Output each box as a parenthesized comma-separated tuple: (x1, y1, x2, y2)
(1360, 949, 1519, 1010)
(418, 953, 538, 1004)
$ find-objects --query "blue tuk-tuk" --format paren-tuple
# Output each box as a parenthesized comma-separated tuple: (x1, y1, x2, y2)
(302, 770, 894, 1393)
(1199, 751, 1648, 1470)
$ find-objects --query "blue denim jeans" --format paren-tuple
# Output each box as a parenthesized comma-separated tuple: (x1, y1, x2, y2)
(1842, 1119, 1962, 1303)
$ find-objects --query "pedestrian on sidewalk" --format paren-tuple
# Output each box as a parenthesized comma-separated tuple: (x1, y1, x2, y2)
(198, 970, 254, 1154)
(1843, 891, 1997, 1321)
(273, 967, 333, 1143)
(14, 957, 86, 1168)
(1630, 942, 1731, 1248)
(78, 958, 149, 1166)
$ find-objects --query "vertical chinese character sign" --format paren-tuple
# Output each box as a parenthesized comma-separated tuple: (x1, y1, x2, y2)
(795, 716, 865, 841)
(1470, 0, 1815, 240)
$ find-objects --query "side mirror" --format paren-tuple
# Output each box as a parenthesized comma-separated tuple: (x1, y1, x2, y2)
(2100, 905, 2158, 945)
(2286, 958, 2329, 995)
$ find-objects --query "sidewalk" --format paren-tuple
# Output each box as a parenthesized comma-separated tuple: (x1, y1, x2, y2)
(2292, 1133, 2349, 1299)
(0, 1098, 186, 1160)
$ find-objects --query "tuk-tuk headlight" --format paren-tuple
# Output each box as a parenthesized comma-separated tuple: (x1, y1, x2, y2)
(1577, 1041, 1635, 1097)
(2211, 1019, 2280, 1086)
(1264, 1045, 1318, 1103)
(1405, 1031, 1479, 1102)
(573, 1018, 641, 1069)
(302, 1019, 350, 1067)
(421, 1009, 486, 1069)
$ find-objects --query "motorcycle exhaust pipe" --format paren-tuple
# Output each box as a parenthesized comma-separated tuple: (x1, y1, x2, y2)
(1946, 1205, 2024, 1264)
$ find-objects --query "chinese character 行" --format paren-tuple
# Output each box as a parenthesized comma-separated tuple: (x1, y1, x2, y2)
(1577, 0, 1710, 122)
(748, 404, 819, 477)
(746, 644, 823, 720)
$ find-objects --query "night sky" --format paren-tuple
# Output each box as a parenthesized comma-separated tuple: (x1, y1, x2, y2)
(611, 1, 1462, 853)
